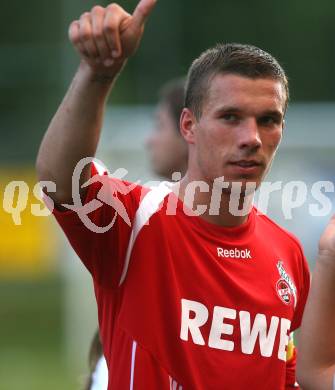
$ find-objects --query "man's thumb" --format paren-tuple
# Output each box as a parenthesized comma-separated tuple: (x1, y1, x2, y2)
(132, 0, 157, 28)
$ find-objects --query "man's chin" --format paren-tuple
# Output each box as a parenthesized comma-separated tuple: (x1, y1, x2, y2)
(220, 178, 260, 196)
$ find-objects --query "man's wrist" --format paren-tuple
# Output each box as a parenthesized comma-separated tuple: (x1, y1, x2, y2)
(77, 60, 126, 87)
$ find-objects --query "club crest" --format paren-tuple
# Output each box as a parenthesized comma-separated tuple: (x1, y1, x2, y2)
(276, 261, 297, 308)
(276, 279, 291, 305)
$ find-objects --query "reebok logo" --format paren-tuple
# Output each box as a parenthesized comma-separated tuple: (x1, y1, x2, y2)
(217, 247, 252, 260)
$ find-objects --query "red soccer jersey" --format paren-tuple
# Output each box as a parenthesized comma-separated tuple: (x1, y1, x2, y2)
(50, 164, 310, 390)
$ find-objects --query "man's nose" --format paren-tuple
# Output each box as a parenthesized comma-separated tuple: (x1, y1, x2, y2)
(237, 119, 262, 150)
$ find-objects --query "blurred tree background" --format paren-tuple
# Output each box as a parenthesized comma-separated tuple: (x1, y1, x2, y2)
(0, 0, 334, 389)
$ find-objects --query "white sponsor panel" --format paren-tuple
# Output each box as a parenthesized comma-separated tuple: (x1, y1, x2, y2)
(180, 299, 291, 361)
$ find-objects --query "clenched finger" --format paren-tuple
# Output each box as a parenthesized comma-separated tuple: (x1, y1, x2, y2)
(79, 12, 99, 59)
(104, 3, 129, 58)
(91, 6, 110, 60)
(69, 20, 88, 57)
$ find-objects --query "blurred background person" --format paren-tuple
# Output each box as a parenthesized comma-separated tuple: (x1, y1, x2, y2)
(146, 77, 188, 179)
(85, 331, 107, 390)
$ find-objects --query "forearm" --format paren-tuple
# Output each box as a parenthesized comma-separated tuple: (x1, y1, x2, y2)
(297, 252, 335, 389)
(36, 0, 156, 204)
(36, 60, 122, 204)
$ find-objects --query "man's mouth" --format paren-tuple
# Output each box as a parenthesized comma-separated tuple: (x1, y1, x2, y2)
(229, 159, 263, 168)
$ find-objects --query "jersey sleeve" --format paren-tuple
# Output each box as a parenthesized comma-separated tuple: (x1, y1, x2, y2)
(291, 247, 311, 331)
(46, 162, 144, 288)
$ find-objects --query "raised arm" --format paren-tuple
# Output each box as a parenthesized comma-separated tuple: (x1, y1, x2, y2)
(36, 0, 156, 204)
(297, 216, 335, 390)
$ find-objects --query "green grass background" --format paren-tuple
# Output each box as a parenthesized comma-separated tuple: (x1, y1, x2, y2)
(0, 277, 84, 390)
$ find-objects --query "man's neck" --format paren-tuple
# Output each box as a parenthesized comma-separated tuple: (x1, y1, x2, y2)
(175, 173, 254, 228)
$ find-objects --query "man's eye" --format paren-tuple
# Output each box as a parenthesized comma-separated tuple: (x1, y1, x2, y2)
(222, 114, 238, 122)
(259, 116, 279, 126)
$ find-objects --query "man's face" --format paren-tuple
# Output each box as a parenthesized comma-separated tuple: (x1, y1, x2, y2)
(146, 103, 188, 179)
(182, 73, 285, 190)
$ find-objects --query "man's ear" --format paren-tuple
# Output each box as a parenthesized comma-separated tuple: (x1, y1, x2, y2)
(180, 108, 197, 145)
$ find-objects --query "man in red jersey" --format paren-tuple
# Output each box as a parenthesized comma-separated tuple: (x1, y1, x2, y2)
(36, 1, 310, 388)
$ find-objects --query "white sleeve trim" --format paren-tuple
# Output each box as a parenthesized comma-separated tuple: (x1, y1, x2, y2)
(119, 181, 173, 286)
